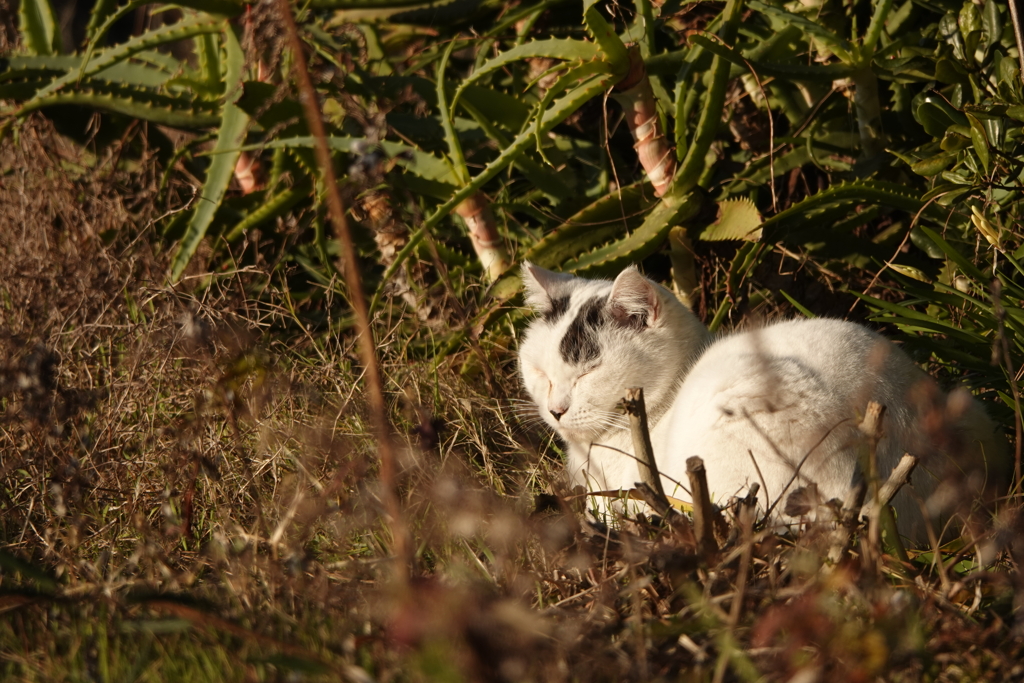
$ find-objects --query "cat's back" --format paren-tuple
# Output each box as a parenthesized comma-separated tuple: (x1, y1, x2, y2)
(660, 317, 927, 507)
(678, 317, 922, 405)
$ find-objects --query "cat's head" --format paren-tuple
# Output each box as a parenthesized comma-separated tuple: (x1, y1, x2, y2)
(518, 263, 708, 444)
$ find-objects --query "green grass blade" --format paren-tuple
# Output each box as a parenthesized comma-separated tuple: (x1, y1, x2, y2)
(0, 550, 58, 593)
(779, 290, 816, 317)
(916, 226, 988, 282)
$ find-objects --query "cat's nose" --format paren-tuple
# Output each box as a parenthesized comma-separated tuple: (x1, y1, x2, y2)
(549, 409, 564, 421)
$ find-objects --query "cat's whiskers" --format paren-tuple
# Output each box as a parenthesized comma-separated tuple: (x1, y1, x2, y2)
(592, 409, 630, 428)
(505, 399, 555, 431)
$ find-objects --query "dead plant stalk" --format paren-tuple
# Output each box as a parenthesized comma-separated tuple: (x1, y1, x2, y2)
(274, 0, 407, 577)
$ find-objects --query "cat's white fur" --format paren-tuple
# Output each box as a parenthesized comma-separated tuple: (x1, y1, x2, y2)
(518, 263, 1006, 542)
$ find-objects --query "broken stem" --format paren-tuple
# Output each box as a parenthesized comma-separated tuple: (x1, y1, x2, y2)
(687, 456, 720, 560)
(623, 387, 668, 503)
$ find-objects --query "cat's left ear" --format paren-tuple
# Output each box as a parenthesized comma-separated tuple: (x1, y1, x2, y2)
(521, 261, 575, 310)
(608, 267, 661, 330)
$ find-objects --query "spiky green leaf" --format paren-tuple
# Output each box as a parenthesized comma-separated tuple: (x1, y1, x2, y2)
(18, 0, 59, 56)
(170, 24, 248, 281)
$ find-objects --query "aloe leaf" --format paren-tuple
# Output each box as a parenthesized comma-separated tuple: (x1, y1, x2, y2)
(458, 84, 531, 132)
(369, 72, 615, 315)
(4, 55, 79, 72)
(0, 78, 50, 100)
(81, 1, 242, 91)
(437, 41, 469, 186)
(86, 0, 121, 40)
(759, 180, 949, 242)
(132, 49, 182, 73)
(457, 98, 572, 202)
(533, 59, 615, 164)
(96, 62, 176, 88)
(225, 182, 311, 242)
(526, 182, 657, 268)
(170, 25, 248, 281)
(565, 191, 702, 275)
(454, 38, 601, 102)
(671, 0, 744, 195)
(748, 0, 853, 61)
(722, 148, 812, 195)
(28, 19, 216, 106)
(13, 83, 221, 127)
(19, 0, 60, 56)
(688, 34, 854, 81)
(863, 0, 895, 55)
(443, 72, 614, 202)
(72, 17, 219, 95)
(195, 30, 222, 92)
(583, 0, 630, 73)
(250, 136, 461, 186)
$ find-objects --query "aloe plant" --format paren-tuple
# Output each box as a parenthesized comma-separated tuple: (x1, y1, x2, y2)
(2, 1, 254, 281)
(6, 0, 1024, 448)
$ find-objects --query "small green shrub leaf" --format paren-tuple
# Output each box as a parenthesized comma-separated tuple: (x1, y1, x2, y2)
(702, 198, 763, 241)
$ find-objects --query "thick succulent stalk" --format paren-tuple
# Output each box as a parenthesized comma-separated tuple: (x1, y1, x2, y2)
(851, 65, 886, 161)
(611, 47, 676, 196)
(234, 6, 266, 195)
(233, 151, 263, 194)
(669, 226, 700, 310)
(455, 192, 509, 282)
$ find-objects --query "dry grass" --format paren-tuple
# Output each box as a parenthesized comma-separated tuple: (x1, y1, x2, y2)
(3, 118, 1024, 682)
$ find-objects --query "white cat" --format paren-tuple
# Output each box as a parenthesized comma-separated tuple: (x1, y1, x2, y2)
(518, 263, 1007, 542)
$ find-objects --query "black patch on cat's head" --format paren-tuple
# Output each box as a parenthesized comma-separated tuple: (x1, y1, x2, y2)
(543, 295, 571, 322)
(559, 296, 606, 365)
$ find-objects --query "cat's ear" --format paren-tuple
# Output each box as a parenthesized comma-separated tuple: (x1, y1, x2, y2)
(521, 261, 574, 310)
(608, 266, 661, 329)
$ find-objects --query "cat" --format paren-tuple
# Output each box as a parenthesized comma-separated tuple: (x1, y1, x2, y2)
(517, 262, 1007, 542)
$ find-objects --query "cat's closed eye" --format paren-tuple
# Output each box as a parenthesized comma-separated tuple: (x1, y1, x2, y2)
(527, 366, 552, 387)
(574, 362, 601, 385)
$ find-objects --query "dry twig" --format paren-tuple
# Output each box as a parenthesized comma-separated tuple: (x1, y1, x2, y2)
(274, 0, 407, 578)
